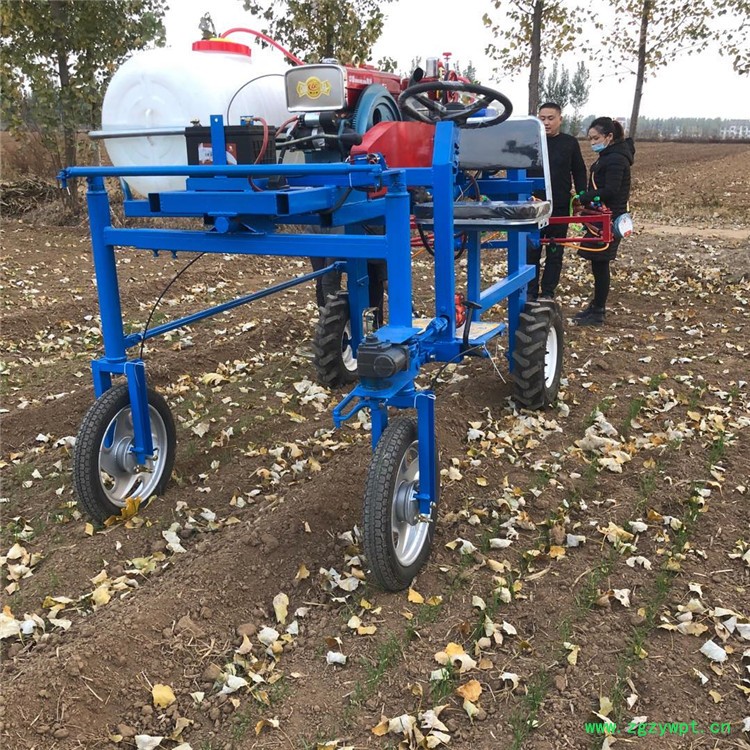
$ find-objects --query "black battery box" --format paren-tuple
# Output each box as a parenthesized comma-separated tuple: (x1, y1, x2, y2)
(185, 124, 276, 166)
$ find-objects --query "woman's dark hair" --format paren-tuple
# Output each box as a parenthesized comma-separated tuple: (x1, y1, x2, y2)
(589, 116, 625, 141)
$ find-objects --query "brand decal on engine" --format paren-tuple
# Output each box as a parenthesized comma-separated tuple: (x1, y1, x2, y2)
(296, 76, 332, 100)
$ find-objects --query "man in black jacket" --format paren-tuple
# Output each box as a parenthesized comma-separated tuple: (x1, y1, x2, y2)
(528, 102, 587, 300)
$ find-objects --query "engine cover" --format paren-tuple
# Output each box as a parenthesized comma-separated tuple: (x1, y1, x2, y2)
(285, 63, 402, 112)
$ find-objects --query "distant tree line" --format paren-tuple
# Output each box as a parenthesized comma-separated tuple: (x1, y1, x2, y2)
(576, 116, 750, 140)
(632, 117, 750, 139)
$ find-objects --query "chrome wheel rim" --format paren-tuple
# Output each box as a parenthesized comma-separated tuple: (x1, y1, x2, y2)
(391, 440, 430, 567)
(544, 325, 559, 389)
(98, 404, 168, 506)
(342, 321, 357, 372)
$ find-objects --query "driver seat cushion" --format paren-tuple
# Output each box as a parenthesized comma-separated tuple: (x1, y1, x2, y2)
(413, 198, 552, 226)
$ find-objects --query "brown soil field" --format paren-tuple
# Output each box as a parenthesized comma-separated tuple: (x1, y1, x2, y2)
(1, 141, 749, 750)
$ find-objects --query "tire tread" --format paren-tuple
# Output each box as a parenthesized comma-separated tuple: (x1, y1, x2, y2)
(362, 416, 436, 591)
(511, 301, 564, 410)
(312, 291, 358, 386)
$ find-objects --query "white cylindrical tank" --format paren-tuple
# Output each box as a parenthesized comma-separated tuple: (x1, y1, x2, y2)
(101, 39, 289, 195)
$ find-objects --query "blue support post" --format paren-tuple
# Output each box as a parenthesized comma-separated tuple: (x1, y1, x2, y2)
(124, 261, 345, 349)
(431, 123, 459, 335)
(209, 116, 228, 166)
(346, 257, 369, 353)
(506, 228, 527, 367)
(85, 175, 155, 463)
(415, 391, 437, 517)
(370, 402, 388, 448)
(505, 169, 529, 367)
(86, 176, 127, 371)
(466, 231, 482, 312)
(383, 171, 414, 330)
(124, 360, 155, 461)
(479, 264, 535, 313)
(102, 228, 388, 259)
(91, 361, 113, 399)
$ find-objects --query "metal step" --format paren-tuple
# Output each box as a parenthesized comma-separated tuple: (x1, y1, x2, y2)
(412, 318, 506, 345)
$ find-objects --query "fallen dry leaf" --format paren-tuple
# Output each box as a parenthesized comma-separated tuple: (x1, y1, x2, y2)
(135, 737, 163, 750)
(408, 587, 425, 604)
(456, 679, 482, 702)
(152, 684, 176, 709)
(255, 717, 280, 735)
(700, 640, 728, 663)
(273, 593, 289, 624)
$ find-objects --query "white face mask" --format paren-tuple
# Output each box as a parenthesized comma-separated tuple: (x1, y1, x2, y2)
(591, 142, 607, 152)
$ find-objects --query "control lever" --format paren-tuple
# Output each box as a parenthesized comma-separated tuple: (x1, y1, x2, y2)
(462, 299, 482, 349)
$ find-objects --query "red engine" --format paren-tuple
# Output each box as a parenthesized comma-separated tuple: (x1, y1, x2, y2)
(341, 64, 403, 107)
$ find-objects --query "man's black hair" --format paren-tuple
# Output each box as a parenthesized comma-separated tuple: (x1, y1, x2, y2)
(538, 102, 562, 113)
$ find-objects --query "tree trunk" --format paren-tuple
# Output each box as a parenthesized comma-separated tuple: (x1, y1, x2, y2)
(629, 0, 651, 140)
(50, 0, 80, 214)
(528, 0, 544, 114)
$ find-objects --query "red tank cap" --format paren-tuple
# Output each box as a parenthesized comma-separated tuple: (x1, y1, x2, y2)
(192, 39, 251, 56)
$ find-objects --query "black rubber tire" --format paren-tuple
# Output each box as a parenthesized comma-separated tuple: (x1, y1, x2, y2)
(511, 301, 564, 410)
(362, 416, 438, 591)
(312, 290, 359, 387)
(73, 383, 176, 525)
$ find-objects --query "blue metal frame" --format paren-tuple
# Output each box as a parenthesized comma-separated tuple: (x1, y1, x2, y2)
(61, 117, 546, 519)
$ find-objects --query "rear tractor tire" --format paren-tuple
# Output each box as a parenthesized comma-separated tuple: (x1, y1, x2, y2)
(312, 290, 359, 387)
(512, 300, 563, 410)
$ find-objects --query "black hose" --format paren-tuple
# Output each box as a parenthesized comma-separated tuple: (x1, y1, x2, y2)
(138, 252, 206, 359)
(428, 344, 486, 390)
(318, 187, 353, 216)
(225, 73, 285, 123)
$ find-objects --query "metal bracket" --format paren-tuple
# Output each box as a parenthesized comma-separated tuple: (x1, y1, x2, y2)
(124, 360, 155, 464)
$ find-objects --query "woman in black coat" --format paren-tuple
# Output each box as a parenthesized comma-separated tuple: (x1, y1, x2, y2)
(574, 116, 635, 326)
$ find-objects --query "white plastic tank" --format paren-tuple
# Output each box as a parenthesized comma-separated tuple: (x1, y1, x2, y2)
(101, 38, 290, 195)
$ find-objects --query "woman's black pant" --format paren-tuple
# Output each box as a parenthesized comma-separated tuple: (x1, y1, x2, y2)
(588, 235, 621, 308)
(591, 259, 611, 308)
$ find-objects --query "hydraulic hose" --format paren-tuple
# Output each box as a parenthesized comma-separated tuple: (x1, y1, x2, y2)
(220, 27, 305, 66)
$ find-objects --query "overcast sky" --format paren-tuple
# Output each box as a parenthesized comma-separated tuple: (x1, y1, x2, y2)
(164, 0, 750, 120)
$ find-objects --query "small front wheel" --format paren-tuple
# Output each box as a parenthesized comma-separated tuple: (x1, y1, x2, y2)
(362, 416, 437, 591)
(73, 383, 176, 524)
(312, 291, 359, 386)
(512, 301, 564, 409)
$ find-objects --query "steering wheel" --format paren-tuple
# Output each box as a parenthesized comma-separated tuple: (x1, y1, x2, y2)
(398, 81, 512, 129)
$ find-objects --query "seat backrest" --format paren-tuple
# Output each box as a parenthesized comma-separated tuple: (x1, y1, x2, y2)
(458, 116, 552, 205)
